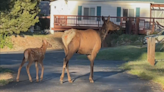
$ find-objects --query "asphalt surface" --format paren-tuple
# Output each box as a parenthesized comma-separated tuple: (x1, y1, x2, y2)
(0, 50, 163, 92)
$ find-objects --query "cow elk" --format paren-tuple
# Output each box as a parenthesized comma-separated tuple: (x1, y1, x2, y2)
(60, 16, 121, 83)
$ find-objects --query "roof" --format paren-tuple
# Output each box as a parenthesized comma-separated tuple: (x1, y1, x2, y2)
(51, 0, 164, 3)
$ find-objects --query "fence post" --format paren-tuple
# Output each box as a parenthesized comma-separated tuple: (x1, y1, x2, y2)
(151, 18, 155, 34)
(135, 17, 139, 34)
(147, 37, 155, 66)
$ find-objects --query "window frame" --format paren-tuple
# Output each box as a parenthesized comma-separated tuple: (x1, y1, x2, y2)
(83, 7, 96, 20)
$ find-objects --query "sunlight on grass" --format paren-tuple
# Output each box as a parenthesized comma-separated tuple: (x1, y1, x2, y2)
(121, 60, 164, 87)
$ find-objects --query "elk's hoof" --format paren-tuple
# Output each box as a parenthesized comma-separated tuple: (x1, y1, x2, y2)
(60, 80, 63, 84)
(16, 79, 19, 82)
(68, 80, 73, 83)
(29, 79, 33, 82)
(89, 79, 94, 83)
(36, 79, 39, 82)
(40, 78, 43, 81)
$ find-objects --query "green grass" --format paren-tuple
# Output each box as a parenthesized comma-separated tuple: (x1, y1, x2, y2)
(120, 60, 164, 87)
(0, 67, 13, 73)
(0, 80, 10, 86)
(78, 45, 148, 61)
(78, 44, 164, 86)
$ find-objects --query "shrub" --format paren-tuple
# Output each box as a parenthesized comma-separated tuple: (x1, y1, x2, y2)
(0, 34, 13, 49)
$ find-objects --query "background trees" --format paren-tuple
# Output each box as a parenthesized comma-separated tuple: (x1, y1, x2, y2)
(0, 0, 40, 35)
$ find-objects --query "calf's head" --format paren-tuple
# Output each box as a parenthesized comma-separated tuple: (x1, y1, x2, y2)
(42, 40, 52, 48)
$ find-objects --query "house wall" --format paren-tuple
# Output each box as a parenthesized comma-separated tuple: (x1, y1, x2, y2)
(50, 1, 151, 30)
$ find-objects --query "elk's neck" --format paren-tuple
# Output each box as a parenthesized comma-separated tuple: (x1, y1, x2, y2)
(40, 45, 47, 54)
(98, 29, 108, 41)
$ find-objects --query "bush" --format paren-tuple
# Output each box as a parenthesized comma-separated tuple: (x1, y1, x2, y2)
(105, 33, 145, 47)
(0, 34, 13, 49)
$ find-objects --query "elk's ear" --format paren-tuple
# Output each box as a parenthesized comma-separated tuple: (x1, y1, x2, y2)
(107, 16, 110, 21)
(42, 39, 47, 44)
(102, 16, 105, 22)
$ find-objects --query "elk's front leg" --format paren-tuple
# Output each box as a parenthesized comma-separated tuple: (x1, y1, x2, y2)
(39, 61, 44, 81)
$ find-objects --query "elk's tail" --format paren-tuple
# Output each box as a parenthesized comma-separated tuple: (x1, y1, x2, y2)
(23, 49, 30, 60)
(62, 29, 76, 50)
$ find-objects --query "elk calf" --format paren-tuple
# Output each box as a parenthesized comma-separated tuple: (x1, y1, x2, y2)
(16, 40, 52, 82)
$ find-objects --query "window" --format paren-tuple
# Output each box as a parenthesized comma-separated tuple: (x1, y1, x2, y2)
(129, 9, 134, 17)
(83, 7, 95, 20)
(122, 9, 134, 17)
(123, 9, 128, 17)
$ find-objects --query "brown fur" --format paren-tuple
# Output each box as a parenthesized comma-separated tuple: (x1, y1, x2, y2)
(62, 29, 76, 50)
(60, 16, 121, 84)
(16, 40, 52, 82)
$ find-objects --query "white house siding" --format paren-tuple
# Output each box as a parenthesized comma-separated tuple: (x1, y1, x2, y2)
(50, 0, 153, 30)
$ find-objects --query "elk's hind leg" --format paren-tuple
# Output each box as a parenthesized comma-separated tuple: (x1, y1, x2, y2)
(35, 62, 39, 82)
(16, 57, 27, 82)
(60, 55, 73, 84)
(26, 61, 33, 82)
(60, 39, 79, 84)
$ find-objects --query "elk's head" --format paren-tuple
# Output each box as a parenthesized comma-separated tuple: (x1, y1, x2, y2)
(101, 16, 121, 40)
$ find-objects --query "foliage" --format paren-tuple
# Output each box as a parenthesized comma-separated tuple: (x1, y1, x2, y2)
(0, 0, 40, 35)
(0, 34, 13, 49)
(105, 33, 145, 47)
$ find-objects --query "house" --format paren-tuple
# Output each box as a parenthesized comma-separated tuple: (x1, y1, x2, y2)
(49, 0, 164, 32)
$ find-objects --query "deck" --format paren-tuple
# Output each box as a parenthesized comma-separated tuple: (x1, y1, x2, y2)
(51, 15, 164, 34)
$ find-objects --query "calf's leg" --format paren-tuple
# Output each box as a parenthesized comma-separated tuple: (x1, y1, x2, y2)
(39, 61, 44, 81)
(16, 57, 27, 82)
(35, 62, 39, 82)
(26, 62, 33, 82)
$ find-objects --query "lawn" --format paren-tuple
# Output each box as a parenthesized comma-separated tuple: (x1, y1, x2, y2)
(78, 44, 164, 87)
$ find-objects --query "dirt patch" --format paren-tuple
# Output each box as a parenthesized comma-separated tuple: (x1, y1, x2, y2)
(0, 72, 13, 80)
(0, 32, 64, 52)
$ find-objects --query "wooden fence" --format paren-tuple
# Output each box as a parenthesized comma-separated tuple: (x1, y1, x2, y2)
(147, 37, 156, 66)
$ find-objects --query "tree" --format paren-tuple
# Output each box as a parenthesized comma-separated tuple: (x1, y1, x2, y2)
(0, 0, 40, 35)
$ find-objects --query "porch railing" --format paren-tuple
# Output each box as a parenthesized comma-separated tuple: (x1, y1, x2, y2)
(52, 15, 164, 34)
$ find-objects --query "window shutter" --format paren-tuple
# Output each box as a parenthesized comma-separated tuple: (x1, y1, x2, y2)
(117, 7, 121, 22)
(78, 6, 82, 20)
(97, 6, 101, 21)
(136, 7, 140, 17)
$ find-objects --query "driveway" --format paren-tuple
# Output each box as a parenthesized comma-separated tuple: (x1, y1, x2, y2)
(0, 50, 163, 92)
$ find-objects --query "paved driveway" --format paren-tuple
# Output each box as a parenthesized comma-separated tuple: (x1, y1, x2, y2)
(0, 50, 163, 92)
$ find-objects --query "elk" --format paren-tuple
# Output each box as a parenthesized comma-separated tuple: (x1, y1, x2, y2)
(60, 16, 121, 83)
(16, 40, 52, 82)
